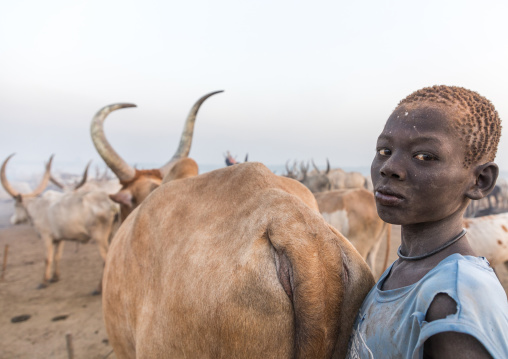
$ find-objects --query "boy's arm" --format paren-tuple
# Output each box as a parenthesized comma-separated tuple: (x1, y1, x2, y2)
(423, 293, 492, 358)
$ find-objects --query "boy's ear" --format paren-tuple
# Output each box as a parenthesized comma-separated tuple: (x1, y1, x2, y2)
(466, 162, 499, 200)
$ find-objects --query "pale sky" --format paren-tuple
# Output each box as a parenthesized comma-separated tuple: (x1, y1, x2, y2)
(1, 0, 508, 178)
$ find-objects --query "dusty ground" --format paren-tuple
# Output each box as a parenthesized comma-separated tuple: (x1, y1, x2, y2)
(1, 200, 507, 358)
(0, 200, 116, 359)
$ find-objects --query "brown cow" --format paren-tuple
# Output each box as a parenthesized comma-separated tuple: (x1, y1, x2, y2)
(314, 188, 391, 277)
(103, 162, 375, 358)
(91, 90, 223, 221)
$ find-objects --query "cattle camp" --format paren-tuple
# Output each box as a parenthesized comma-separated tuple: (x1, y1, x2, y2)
(2, 1, 508, 358)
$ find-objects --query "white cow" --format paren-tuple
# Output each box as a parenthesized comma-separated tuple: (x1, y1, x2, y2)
(464, 212, 508, 269)
(1, 154, 120, 293)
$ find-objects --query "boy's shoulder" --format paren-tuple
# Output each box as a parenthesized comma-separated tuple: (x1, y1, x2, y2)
(416, 254, 507, 315)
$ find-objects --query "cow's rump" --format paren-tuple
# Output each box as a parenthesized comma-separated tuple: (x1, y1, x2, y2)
(103, 162, 374, 359)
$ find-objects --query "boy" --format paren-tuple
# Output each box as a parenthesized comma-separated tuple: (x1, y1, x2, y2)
(347, 85, 508, 358)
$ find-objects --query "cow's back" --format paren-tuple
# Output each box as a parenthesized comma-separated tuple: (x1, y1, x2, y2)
(45, 190, 117, 241)
(103, 162, 374, 358)
(464, 213, 508, 266)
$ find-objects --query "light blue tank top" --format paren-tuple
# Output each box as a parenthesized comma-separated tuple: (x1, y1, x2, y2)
(347, 254, 508, 359)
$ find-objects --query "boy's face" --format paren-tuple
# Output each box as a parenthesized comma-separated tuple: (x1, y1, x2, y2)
(371, 104, 473, 225)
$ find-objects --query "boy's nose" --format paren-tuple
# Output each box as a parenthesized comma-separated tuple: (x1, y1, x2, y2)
(379, 158, 406, 180)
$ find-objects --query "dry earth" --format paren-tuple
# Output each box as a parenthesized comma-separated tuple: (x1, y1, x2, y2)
(0, 200, 507, 358)
(0, 200, 116, 359)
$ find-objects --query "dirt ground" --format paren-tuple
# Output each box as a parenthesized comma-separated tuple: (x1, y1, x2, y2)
(1, 199, 507, 358)
(0, 200, 116, 359)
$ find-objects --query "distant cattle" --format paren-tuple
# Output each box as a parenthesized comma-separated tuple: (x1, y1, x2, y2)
(315, 188, 391, 277)
(298, 160, 332, 193)
(91, 91, 223, 221)
(103, 163, 374, 358)
(1, 154, 119, 293)
(465, 183, 508, 218)
(464, 213, 508, 269)
(284, 160, 371, 193)
(327, 169, 369, 191)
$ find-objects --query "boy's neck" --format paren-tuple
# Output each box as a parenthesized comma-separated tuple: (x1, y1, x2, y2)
(399, 210, 467, 258)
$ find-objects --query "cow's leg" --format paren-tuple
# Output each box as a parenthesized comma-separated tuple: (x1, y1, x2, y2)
(39, 236, 54, 289)
(92, 227, 111, 296)
(51, 241, 65, 283)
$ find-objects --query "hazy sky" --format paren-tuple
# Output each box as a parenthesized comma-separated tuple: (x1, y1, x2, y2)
(1, 0, 508, 177)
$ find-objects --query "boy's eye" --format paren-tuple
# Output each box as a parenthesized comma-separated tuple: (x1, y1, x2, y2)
(414, 153, 436, 161)
(378, 148, 391, 156)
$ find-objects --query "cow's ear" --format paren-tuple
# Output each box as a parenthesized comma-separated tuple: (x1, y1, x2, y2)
(109, 191, 133, 208)
(466, 162, 499, 200)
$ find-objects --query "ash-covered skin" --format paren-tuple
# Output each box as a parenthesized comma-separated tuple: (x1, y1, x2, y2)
(371, 105, 473, 226)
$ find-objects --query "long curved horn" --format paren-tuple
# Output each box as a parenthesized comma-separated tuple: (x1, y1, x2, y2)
(1, 154, 20, 197)
(160, 90, 224, 175)
(29, 155, 54, 197)
(91, 103, 137, 182)
(1, 154, 53, 198)
(74, 160, 92, 190)
(325, 158, 330, 174)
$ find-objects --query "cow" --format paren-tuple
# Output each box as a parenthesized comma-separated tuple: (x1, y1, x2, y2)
(286, 160, 370, 193)
(91, 90, 223, 221)
(327, 168, 369, 191)
(298, 160, 332, 193)
(1, 154, 120, 293)
(314, 188, 391, 277)
(103, 162, 375, 358)
(463, 213, 508, 269)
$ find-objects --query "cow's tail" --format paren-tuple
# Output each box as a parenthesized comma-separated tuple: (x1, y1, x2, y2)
(267, 209, 374, 358)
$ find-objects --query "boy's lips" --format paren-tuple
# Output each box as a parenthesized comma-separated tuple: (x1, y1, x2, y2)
(375, 187, 405, 206)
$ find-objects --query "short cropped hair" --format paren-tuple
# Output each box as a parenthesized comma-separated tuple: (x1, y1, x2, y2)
(397, 85, 501, 167)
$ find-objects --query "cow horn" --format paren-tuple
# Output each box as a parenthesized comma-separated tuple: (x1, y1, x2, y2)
(1, 154, 20, 197)
(29, 155, 54, 197)
(244, 153, 248, 163)
(91, 103, 137, 182)
(160, 90, 224, 176)
(74, 160, 92, 190)
(325, 158, 330, 174)
(50, 175, 65, 189)
(1, 154, 53, 198)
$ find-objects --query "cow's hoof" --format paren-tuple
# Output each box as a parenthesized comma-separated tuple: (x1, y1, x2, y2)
(37, 283, 48, 290)
(91, 289, 102, 296)
(49, 277, 59, 283)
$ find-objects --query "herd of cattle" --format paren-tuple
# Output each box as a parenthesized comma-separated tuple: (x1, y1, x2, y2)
(2, 90, 508, 357)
